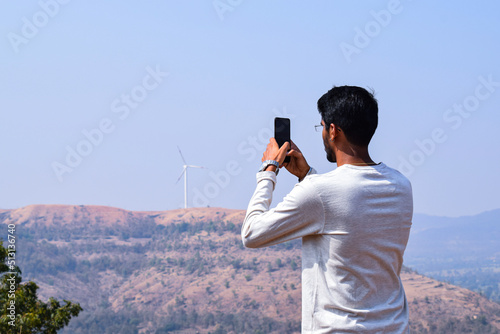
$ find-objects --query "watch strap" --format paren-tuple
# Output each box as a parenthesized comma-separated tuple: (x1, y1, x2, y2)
(259, 160, 280, 175)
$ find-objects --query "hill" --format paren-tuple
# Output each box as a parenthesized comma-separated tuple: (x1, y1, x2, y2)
(1, 205, 499, 333)
(405, 209, 500, 303)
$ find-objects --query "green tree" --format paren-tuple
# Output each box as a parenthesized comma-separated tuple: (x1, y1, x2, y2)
(0, 240, 82, 333)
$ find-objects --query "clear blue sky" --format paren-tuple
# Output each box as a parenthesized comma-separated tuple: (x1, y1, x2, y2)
(1, 1, 499, 217)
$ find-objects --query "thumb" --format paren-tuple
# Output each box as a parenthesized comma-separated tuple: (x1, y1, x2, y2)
(277, 142, 290, 162)
(287, 149, 301, 157)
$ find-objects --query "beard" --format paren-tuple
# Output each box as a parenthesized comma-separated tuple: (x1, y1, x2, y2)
(323, 135, 336, 163)
(326, 147, 336, 163)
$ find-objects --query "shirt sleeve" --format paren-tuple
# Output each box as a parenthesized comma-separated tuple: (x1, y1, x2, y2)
(241, 169, 325, 248)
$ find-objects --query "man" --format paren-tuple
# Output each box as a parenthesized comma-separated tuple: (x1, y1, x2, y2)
(241, 86, 413, 333)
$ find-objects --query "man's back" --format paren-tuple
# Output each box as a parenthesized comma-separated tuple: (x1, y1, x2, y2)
(242, 86, 413, 333)
(300, 163, 412, 333)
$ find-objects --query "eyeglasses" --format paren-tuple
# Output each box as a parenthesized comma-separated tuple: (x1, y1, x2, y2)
(315, 124, 341, 132)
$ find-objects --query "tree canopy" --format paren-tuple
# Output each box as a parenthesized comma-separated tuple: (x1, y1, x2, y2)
(0, 240, 82, 333)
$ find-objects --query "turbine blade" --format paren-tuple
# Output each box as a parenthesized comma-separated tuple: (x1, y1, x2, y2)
(187, 165, 206, 169)
(177, 146, 187, 165)
(175, 167, 186, 184)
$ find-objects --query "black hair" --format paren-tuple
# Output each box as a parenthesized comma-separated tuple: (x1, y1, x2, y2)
(317, 86, 378, 147)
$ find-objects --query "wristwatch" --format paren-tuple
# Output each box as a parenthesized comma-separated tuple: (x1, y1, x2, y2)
(259, 160, 280, 175)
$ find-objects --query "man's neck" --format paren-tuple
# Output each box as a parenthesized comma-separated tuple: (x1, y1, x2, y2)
(335, 145, 374, 167)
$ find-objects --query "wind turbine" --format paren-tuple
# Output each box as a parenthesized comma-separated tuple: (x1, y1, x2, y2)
(176, 146, 206, 209)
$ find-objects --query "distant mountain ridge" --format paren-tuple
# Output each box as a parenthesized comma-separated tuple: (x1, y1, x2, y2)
(411, 208, 500, 231)
(0, 204, 245, 227)
(407, 209, 500, 257)
(1, 204, 499, 333)
(405, 208, 500, 306)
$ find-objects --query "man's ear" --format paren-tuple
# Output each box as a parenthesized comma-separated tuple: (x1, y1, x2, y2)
(329, 123, 337, 141)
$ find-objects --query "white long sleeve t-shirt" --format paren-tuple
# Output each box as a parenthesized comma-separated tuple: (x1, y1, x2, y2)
(242, 163, 413, 333)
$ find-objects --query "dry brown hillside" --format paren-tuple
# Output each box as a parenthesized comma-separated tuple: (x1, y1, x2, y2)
(1, 205, 499, 333)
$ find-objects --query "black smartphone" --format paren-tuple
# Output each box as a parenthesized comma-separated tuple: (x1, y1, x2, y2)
(274, 117, 291, 163)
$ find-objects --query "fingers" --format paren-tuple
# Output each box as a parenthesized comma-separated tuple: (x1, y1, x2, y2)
(290, 140, 301, 153)
(270, 137, 279, 148)
(262, 138, 288, 163)
(282, 141, 290, 151)
(277, 141, 290, 162)
(287, 149, 300, 157)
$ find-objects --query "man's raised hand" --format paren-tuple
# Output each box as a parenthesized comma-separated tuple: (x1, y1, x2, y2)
(262, 138, 290, 165)
(284, 140, 310, 180)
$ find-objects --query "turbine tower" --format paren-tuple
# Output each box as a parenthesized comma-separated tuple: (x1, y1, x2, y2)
(176, 146, 206, 209)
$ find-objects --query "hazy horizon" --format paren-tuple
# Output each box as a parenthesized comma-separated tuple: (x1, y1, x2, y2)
(2, 1, 499, 218)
